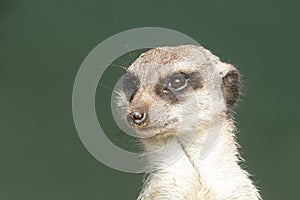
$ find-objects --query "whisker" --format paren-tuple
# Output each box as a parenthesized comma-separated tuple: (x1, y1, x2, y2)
(119, 59, 130, 68)
(114, 126, 130, 142)
(109, 63, 127, 71)
(126, 44, 133, 58)
(99, 82, 113, 91)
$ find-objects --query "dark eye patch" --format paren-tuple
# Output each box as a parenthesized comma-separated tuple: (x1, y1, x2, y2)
(123, 73, 140, 101)
(167, 73, 188, 91)
(188, 71, 203, 90)
(154, 83, 179, 104)
(154, 71, 203, 104)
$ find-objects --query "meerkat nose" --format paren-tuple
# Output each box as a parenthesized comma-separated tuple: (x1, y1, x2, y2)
(128, 109, 147, 126)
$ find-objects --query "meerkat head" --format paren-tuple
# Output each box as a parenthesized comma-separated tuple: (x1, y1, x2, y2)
(116, 45, 241, 139)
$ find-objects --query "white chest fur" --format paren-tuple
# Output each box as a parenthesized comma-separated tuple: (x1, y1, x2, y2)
(137, 121, 261, 200)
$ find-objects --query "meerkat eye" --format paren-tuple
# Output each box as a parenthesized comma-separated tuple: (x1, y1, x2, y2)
(167, 73, 188, 91)
(123, 74, 140, 101)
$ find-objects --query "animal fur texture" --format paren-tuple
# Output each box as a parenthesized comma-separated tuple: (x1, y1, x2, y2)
(116, 45, 261, 200)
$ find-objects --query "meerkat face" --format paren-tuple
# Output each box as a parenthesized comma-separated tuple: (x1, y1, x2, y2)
(116, 45, 241, 138)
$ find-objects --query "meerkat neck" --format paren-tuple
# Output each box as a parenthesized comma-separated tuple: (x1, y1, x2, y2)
(138, 137, 202, 200)
(138, 118, 260, 200)
(183, 118, 260, 199)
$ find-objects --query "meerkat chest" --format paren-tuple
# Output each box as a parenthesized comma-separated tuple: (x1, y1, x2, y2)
(138, 153, 215, 200)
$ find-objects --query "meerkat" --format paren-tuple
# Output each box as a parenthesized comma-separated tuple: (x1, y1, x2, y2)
(116, 45, 261, 200)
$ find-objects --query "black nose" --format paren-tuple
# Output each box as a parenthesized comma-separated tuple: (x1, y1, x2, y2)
(128, 109, 147, 126)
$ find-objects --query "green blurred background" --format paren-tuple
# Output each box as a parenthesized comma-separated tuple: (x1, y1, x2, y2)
(1, 0, 299, 199)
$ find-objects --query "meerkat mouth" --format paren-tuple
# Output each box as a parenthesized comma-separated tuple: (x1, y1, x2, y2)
(128, 117, 180, 135)
(130, 124, 179, 139)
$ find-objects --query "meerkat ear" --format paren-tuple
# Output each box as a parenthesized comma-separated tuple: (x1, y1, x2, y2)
(221, 65, 242, 112)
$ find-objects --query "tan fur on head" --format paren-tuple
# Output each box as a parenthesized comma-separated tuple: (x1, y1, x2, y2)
(116, 45, 261, 200)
